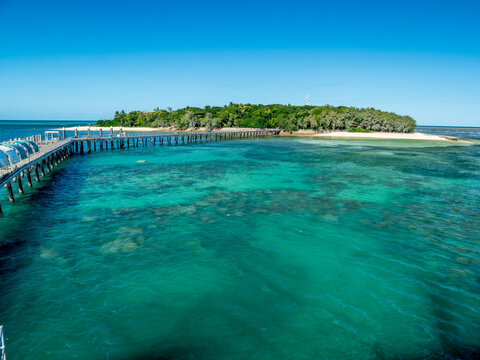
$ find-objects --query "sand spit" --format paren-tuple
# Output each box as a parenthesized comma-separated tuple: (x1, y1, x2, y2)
(281, 130, 471, 142)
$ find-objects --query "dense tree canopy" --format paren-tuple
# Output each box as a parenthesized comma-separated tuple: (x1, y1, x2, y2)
(97, 104, 416, 133)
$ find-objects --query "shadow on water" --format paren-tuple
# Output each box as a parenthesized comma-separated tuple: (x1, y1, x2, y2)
(126, 346, 211, 360)
(0, 157, 87, 297)
(373, 343, 480, 360)
(372, 291, 480, 360)
(118, 296, 223, 360)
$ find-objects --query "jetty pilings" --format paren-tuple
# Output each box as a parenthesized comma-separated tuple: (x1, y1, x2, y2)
(0, 139, 73, 214)
(5, 183, 14, 202)
(27, 169, 33, 187)
(69, 129, 279, 155)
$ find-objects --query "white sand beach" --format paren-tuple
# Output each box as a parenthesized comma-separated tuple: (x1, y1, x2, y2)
(312, 131, 464, 141)
(282, 130, 469, 142)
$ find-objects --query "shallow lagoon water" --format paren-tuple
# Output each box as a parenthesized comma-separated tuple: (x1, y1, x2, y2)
(1, 137, 480, 359)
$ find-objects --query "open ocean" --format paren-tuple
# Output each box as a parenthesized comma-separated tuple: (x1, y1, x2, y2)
(0, 120, 94, 142)
(0, 122, 479, 359)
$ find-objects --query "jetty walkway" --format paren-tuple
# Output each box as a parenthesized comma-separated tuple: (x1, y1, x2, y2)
(0, 138, 73, 210)
(71, 129, 279, 153)
(0, 129, 279, 214)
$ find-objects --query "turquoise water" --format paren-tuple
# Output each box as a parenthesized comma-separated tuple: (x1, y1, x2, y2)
(1, 136, 480, 359)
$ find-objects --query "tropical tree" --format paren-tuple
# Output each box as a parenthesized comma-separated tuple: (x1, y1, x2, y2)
(202, 113, 220, 131)
(183, 110, 199, 129)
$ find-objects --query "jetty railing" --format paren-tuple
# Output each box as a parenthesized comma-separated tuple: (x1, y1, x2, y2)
(0, 129, 280, 213)
(0, 325, 5, 360)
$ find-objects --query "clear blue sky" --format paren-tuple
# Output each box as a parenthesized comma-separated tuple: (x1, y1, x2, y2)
(0, 0, 479, 126)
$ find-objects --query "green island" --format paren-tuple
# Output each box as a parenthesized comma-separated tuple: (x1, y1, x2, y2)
(97, 104, 416, 132)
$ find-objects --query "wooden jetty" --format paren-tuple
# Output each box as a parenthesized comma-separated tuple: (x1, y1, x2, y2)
(70, 129, 279, 153)
(0, 129, 280, 214)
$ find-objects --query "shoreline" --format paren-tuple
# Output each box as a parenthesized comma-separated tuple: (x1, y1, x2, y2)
(290, 130, 469, 142)
(55, 126, 471, 142)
